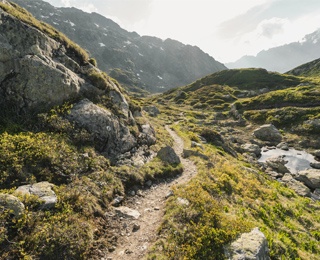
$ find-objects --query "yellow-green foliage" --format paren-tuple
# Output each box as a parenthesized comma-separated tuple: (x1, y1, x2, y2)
(0, 2, 89, 64)
(237, 84, 320, 111)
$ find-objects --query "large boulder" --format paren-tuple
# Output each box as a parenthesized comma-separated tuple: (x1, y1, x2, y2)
(67, 99, 137, 156)
(0, 193, 25, 218)
(253, 124, 282, 144)
(295, 169, 320, 189)
(157, 146, 181, 165)
(225, 227, 270, 260)
(15, 182, 57, 209)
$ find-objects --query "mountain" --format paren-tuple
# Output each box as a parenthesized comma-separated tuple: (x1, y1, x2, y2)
(287, 57, 320, 77)
(227, 29, 320, 73)
(2, 1, 320, 260)
(13, 0, 227, 94)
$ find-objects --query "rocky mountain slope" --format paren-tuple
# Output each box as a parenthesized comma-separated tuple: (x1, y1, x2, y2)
(13, 0, 227, 94)
(227, 29, 320, 73)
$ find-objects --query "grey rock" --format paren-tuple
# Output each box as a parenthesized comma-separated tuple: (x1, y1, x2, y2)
(15, 181, 57, 209)
(276, 142, 289, 151)
(241, 143, 261, 157)
(157, 146, 181, 164)
(114, 206, 141, 219)
(265, 156, 290, 174)
(143, 106, 160, 117)
(138, 124, 156, 146)
(225, 227, 270, 260)
(111, 196, 124, 206)
(303, 119, 320, 131)
(191, 141, 204, 150)
(177, 197, 190, 206)
(67, 99, 137, 155)
(253, 124, 282, 144)
(310, 162, 320, 169)
(295, 169, 320, 189)
(132, 223, 140, 232)
(313, 150, 320, 158)
(281, 174, 311, 197)
(0, 193, 25, 218)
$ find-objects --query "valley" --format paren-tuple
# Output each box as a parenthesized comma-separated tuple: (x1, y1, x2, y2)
(0, 1, 320, 260)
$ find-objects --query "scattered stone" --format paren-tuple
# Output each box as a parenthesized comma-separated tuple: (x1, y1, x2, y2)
(0, 194, 25, 218)
(129, 190, 136, 196)
(157, 146, 181, 164)
(177, 197, 190, 206)
(111, 196, 124, 206)
(154, 207, 160, 211)
(165, 190, 174, 199)
(253, 124, 282, 145)
(310, 162, 320, 169)
(136, 190, 144, 197)
(225, 227, 270, 260)
(15, 181, 57, 209)
(265, 170, 284, 179)
(281, 174, 311, 197)
(295, 169, 320, 189)
(241, 143, 261, 157)
(114, 206, 141, 219)
(277, 142, 289, 151)
(191, 141, 204, 150)
(132, 223, 140, 232)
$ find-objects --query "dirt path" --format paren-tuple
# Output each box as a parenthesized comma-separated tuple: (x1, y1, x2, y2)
(106, 125, 197, 260)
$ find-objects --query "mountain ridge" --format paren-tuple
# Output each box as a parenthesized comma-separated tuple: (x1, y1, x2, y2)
(13, 0, 227, 93)
(227, 29, 320, 73)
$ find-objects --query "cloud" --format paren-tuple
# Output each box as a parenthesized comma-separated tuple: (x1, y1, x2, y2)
(258, 17, 287, 38)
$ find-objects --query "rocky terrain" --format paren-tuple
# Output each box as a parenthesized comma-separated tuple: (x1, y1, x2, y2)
(12, 0, 227, 94)
(227, 29, 320, 73)
(1, 1, 320, 260)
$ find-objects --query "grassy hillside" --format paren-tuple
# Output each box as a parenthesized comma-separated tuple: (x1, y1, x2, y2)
(146, 69, 320, 259)
(287, 58, 320, 77)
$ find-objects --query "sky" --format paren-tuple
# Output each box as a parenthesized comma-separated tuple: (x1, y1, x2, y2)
(45, 0, 320, 63)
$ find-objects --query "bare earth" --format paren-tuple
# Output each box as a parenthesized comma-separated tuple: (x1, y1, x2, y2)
(106, 125, 197, 260)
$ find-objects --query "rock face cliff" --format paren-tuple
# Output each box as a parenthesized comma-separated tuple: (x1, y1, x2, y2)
(12, 0, 227, 93)
(0, 0, 155, 162)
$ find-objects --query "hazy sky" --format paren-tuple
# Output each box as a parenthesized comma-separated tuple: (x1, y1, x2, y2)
(45, 0, 320, 63)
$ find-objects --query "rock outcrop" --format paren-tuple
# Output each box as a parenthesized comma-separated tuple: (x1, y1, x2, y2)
(0, 2, 156, 162)
(295, 169, 320, 189)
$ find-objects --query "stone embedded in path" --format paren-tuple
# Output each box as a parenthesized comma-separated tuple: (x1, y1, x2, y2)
(114, 206, 141, 219)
